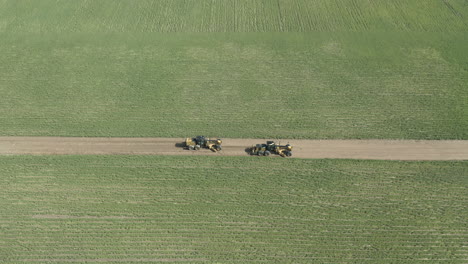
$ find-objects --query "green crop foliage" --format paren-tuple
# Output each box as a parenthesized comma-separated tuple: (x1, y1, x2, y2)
(0, 156, 466, 263)
(0, 0, 467, 33)
(0, 0, 467, 139)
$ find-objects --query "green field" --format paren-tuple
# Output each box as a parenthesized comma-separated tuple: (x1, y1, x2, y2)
(1, 2, 467, 262)
(0, 0, 467, 139)
(0, 156, 466, 263)
(0, 0, 467, 32)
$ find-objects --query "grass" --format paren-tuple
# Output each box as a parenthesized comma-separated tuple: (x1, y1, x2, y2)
(0, 155, 466, 263)
(0, 0, 467, 139)
(0, 0, 467, 33)
(0, 32, 466, 139)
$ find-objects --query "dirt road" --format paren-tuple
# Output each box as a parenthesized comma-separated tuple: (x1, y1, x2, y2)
(1, 137, 467, 160)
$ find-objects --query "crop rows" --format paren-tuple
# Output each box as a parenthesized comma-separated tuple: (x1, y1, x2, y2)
(0, 0, 466, 139)
(0, 156, 466, 263)
(0, 0, 466, 33)
(0, 32, 466, 139)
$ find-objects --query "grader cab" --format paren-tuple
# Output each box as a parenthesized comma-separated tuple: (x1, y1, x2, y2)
(185, 136, 222, 152)
(250, 141, 292, 157)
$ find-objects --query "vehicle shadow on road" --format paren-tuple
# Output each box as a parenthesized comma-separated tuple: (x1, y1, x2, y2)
(244, 147, 253, 155)
(174, 142, 186, 149)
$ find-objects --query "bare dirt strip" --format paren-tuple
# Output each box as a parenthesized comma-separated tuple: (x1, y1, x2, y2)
(0, 137, 467, 160)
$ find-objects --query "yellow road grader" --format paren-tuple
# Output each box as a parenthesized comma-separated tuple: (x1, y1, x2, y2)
(250, 141, 293, 157)
(185, 136, 222, 152)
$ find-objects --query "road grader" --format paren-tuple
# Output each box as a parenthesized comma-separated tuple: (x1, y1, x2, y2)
(250, 141, 293, 157)
(185, 136, 222, 152)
